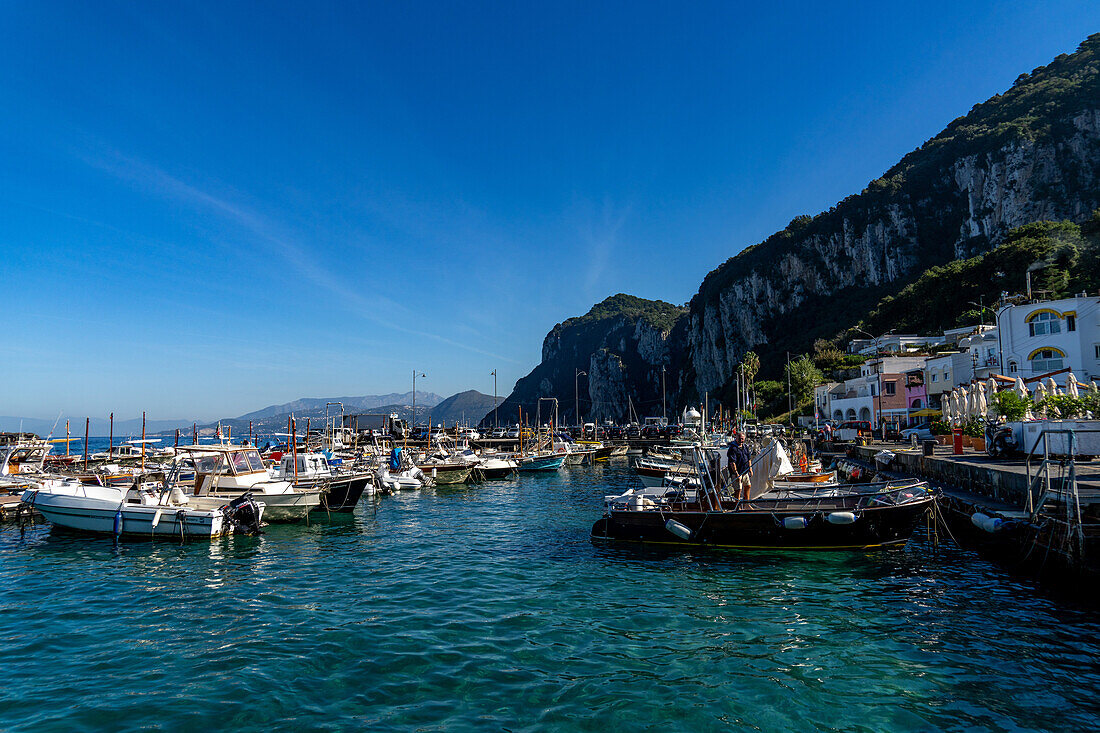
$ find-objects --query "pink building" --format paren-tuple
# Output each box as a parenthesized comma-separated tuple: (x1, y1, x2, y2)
(904, 368, 927, 426)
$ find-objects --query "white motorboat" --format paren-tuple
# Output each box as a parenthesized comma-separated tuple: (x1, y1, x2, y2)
(176, 445, 322, 521)
(476, 455, 518, 479)
(375, 465, 427, 492)
(21, 478, 263, 538)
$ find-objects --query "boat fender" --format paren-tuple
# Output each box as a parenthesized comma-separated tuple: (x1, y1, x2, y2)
(782, 516, 808, 530)
(826, 511, 857, 525)
(113, 507, 123, 537)
(151, 509, 163, 529)
(970, 512, 1005, 533)
(665, 519, 693, 541)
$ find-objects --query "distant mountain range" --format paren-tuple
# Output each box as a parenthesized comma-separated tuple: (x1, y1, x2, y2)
(0, 391, 448, 438)
(231, 392, 442, 422)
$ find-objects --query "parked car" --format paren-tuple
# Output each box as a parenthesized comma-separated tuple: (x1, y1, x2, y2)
(663, 424, 683, 438)
(606, 426, 624, 440)
(641, 425, 662, 439)
(900, 423, 935, 442)
(625, 424, 641, 438)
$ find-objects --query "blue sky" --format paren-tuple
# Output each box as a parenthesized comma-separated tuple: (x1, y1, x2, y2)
(2, 1, 1097, 421)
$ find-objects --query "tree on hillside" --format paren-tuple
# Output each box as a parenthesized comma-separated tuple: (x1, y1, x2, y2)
(785, 355, 823, 407)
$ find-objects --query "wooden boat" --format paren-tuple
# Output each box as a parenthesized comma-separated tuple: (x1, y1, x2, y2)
(592, 481, 934, 550)
(773, 470, 837, 484)
(594, 446, 935, 550)
(175, 445, 322, 521)
(518, 453, 566, 471)
(271, 452, 373, 511)
(418, 462, 473, 484)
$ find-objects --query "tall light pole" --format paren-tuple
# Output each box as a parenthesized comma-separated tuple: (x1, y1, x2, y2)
(491, 369, 498, 430)
(575, 369, 587, 427)
(787, 351, 793, 425)
(661, 365, 667, 422)
(412, 370, 426, 429)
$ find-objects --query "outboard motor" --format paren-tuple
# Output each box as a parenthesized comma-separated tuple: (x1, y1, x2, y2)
(226, 492, 263, 535)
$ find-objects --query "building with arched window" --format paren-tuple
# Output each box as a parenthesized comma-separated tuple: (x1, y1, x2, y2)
(996, 295, 1100, 387)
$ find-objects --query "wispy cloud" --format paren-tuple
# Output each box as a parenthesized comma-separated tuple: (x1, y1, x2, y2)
(75, 145, 521, 363)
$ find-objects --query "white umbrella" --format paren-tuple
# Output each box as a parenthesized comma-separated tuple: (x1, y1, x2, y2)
(1014, 377, 1029, 400)
(957, 387, 969, 421)
(942, 393, 953, 423)
(976, 386, 988, 419)
(1045, 376, 1060, 396)
(986, 376, 998, 401)
(1033, 381, 1048, 419)
(1066, 372, 1080, 399)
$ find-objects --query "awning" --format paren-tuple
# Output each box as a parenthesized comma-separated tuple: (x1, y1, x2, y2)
(909, 408, 942, 418)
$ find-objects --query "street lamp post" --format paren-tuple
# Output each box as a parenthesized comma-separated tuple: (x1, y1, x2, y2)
(412, 370, 426, 430)
(661, 365, 667, 422)
(575, 369, 586, 427)
(853, 328, 883, 432)
(491, 369, 498, 430)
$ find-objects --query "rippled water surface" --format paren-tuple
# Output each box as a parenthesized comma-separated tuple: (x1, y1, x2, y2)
(3, 460, 1099, 731)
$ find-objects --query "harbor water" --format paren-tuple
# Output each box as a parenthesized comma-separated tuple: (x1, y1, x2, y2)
(2, 448, 1099, 731)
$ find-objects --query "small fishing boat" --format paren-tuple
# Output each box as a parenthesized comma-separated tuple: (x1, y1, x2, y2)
(518, 453, 566, 471)
(418, 462, 473, 485)
(176, 445, 322, 521)
(271, 452, 374, 511)
(22, 479, 263, 538)
(593, 447, 935, 550)
(476, 455, 518, 479)
(375, 447, 430, 492)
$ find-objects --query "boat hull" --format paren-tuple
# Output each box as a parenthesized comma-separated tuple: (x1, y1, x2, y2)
(519, 455, 566, 471)
(293, 474, 373, 512)
(188, 490, 320, 521)
(25, 491, 231, 538)
(591, 496, 934, 550)
(419, 465, 473, 485)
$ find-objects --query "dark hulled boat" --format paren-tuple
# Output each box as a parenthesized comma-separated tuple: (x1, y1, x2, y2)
(592, 482, 935, 550)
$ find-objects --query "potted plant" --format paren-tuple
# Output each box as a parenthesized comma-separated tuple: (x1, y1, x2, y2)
(931, 420, 951, 446)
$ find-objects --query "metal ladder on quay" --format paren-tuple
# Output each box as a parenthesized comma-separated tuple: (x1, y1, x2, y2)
(1024, 427, 1100, 565)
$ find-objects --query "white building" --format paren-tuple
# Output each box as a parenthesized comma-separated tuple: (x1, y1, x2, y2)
(847, 333, 944, 355)
(996, 295, 1100, 384)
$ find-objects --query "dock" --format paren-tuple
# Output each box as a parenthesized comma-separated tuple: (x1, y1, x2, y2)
(842, 441, 1100, 585)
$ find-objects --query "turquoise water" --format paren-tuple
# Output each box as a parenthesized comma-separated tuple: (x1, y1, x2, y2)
(2, 459, 1099, 732)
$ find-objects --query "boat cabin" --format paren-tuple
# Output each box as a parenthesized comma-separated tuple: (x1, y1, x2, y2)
(176, 445, 271, 495)
(0, 441, 49, 475)
(274, 453, 332, 479)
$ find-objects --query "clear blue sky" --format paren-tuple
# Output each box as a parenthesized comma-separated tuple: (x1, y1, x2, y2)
(2, 1, 1097, 421)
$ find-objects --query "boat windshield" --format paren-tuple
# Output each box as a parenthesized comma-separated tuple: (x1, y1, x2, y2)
(231, 450, 266, 474)
(195, 454, 229, 474)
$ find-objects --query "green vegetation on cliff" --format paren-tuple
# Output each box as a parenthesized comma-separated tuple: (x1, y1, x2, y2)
(861, 214, 1100, 336)
(563, 293, 687, 333)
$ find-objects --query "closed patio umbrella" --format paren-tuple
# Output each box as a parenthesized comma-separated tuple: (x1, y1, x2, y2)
(1066, 371, 1080, 399)
(1014, 377, 1029, 400)
(1045, 376, 1060, 396)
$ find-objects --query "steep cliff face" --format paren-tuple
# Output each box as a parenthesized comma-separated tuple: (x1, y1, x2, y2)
(689, 35, 1100, 395)
(489, 294, 688, 425)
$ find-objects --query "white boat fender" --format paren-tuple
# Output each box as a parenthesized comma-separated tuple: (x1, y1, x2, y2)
(151, 508, 163, 529)
(971, 512, 1005, 533)
(826, 512, 857, 525)
(782, 516, 808, 530)
(665, 519, 693, 540)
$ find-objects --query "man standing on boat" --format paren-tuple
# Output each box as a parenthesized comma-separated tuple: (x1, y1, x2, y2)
(726, 433, 752, 503)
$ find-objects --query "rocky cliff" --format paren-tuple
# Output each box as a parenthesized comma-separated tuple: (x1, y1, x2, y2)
(499, 35, 1100, 419)
(489, 295, 688, 425)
